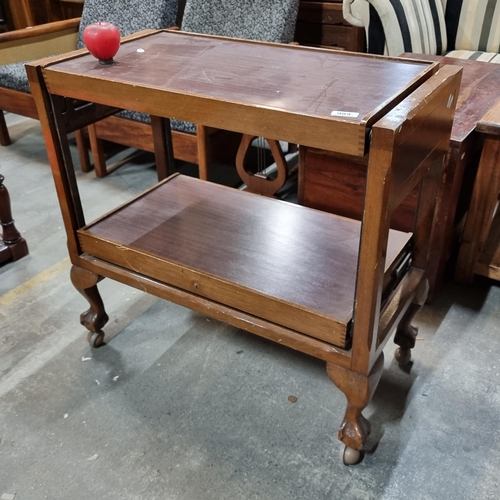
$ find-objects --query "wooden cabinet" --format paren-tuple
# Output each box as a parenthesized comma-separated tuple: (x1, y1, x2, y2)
(295, 0, 365, 52)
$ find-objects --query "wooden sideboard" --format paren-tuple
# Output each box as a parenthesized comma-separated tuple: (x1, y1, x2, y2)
(295, 0, 365, 52)
(299, 55, 500, 300)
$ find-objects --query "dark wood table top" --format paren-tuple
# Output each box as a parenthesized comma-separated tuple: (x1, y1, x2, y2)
(477, 99, 500, 136)
(78, 174, 411, 347)
(39, 30, 435, 156)
(402, 53, 500, 145)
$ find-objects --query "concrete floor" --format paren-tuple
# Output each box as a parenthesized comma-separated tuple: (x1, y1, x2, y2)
(1, 114, 500, 500)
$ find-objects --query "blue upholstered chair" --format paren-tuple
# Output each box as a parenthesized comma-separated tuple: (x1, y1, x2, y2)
(87, 0, 300, 183)
(343, 0, 500, 62)
(0, 0, 178, 172)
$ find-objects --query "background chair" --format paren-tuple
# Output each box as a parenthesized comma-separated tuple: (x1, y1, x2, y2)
(87, 0, 301, 184)
(0, 0, 178, 172)
(343, 0, 500, 61)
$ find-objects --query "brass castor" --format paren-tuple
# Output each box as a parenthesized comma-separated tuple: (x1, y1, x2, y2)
(340, 445, 361, 465)
(87, 331, 105, 348)
(394, 347, 411, 366)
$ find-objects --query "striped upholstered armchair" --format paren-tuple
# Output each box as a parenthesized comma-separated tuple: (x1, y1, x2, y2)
(343, 0, 500, 63)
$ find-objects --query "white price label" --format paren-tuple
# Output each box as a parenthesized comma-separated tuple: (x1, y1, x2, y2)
(330, 111, 359, 118)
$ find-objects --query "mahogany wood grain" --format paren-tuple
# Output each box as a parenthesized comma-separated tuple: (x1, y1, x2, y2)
(298, 148, 418, 231)
(77, 254, 352, 368)
(0, 174, 28, 265)
(0, 17, 78, 41)
(455, 100, 500, 283)
(401, 55, 500, 145)
(476, 102, 500, 136)
(87, 102, 241, 179)
(28, 34, 460, 458)
(70, 264, 108, 333)
(351, 65, 461, 374)
(26, 64, 83, 260)
(327, 352, 384, 450)
(5, 0, 79, 27)
(0, 17, 82, 167)
(302, 54, 496, 299)
(401, 55, 500, 291)
(7, 0, 35, 29)
(78, 174, 411, 347)
(40, 30, 435, 156)
(377, 268, 425, 352)
(476, 208, 500, 281)
(0, 87, 38, 118)
(236, 135, 289, 196)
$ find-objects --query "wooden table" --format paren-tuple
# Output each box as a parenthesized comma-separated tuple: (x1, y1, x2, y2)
(26, 30, 461, 464)
(299, 54, 500, 299)
(455, 100, 500, 283)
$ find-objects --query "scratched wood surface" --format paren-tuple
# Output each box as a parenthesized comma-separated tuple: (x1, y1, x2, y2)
(401, 54, 500, 144)
(78, 175, 411, 347)
(41, 30, 434, 156)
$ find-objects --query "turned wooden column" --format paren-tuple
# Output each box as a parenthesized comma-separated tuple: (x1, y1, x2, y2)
(0, 174, 29, 265)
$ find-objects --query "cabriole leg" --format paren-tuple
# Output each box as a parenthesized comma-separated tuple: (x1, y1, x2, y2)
(327, 352, 384, 464)
(70, 265, 109, 348)
(394, 279, 429, 365)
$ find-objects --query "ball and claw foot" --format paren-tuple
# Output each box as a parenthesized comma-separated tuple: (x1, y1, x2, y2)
(87, 331, 105, 348)
(340, 445, 362, 465)
(394, 346, 411, 366)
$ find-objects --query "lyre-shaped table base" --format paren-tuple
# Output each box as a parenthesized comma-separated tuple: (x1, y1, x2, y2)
(236, 135, 289, 196)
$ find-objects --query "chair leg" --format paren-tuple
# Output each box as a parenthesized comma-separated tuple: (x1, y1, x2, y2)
(0, 174, 29, 262)
(0, 111, 11, 146)
(75, 128, 93, 173)
(87, 123, 108, 177)
(197, 124, 209, 180)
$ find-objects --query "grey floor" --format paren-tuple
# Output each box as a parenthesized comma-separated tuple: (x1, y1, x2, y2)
(1, 113, 500, 500)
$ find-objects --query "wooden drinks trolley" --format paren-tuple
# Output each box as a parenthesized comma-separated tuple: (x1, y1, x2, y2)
(27, 30, 461, 465)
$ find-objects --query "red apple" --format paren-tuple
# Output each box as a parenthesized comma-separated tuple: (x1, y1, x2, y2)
(83, 21, 121, 64)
